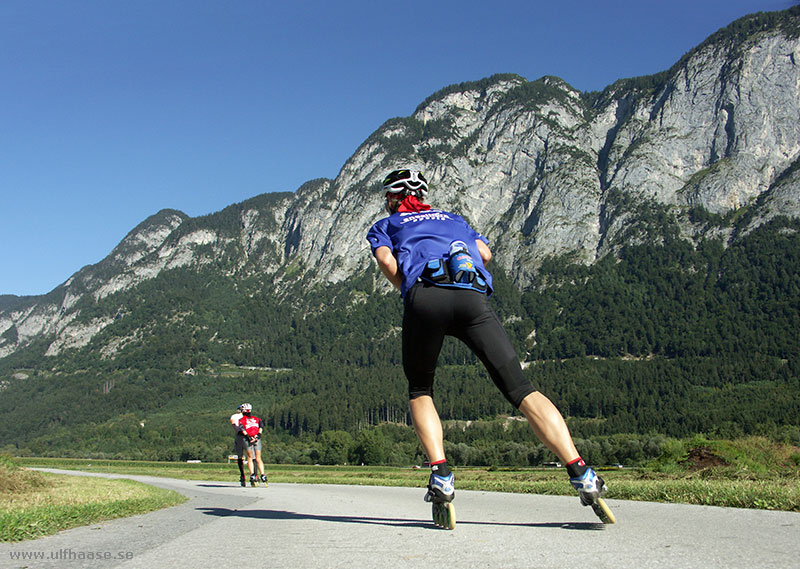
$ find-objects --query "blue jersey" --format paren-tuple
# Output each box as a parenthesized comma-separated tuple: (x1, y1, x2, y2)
(366, 209, 493, 298)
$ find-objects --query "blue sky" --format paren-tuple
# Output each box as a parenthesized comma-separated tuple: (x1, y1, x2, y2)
(1, 0, 793, 296)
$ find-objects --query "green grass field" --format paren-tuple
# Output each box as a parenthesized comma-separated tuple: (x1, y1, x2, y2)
(17, 437, 800, 512)
(0, 456, 186, 542)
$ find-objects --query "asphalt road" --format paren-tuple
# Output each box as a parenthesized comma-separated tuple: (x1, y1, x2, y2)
(1, 469, 798, 569)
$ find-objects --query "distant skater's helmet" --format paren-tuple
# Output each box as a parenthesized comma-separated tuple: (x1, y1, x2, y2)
(382, 169, 428, 199)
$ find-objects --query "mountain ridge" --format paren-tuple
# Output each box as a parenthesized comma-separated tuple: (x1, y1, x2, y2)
(2, 7, 799, 363)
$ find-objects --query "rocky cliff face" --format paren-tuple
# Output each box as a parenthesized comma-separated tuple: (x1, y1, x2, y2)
(2, 9, 799, 360)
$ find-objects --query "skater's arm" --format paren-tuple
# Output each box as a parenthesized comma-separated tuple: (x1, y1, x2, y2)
(476, 240, 492, 265)
(374, 246, 402, 290)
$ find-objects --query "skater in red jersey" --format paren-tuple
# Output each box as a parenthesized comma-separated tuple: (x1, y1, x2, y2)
(238, 403, 268, 487)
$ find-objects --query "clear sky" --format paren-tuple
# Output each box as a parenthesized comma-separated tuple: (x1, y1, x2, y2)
(1, 0, 794, 297)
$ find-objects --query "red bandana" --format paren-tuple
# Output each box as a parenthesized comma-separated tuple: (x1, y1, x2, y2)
(396, 195, 431, 213)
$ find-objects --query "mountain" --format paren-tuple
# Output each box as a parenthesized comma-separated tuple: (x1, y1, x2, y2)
(1, 8, 799, 462)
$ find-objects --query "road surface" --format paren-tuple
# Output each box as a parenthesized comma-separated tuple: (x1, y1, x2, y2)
(1, 469, 798, 568)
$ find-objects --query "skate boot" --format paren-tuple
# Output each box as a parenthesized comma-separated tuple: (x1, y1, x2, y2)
(249, 474, 258, 487)
(424, 472, 456, 530)
(570, 468, 615, 524)
(239, 476, 246, 487)
(260, 474, 269, 487)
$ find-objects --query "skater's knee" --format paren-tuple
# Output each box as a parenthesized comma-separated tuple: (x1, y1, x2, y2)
(489, 357, 536, 407)
(508, 383, 537, 408)
(405, 365, 435, 401)
(409, 387, 434, 400)
(407, 371, 435, 400)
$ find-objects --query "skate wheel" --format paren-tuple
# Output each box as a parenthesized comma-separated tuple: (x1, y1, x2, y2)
(592, 497, 616, 524)
(432, 502, 456, 530)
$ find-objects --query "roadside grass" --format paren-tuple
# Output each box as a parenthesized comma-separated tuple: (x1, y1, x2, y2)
(0, 456, 186, 542)
(18, 435, 800, 513)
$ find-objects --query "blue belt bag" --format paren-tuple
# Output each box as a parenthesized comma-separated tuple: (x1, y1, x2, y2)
(420, 241, 487, 293)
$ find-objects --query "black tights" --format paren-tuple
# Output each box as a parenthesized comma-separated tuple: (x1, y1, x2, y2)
(402, 284, 536, 407)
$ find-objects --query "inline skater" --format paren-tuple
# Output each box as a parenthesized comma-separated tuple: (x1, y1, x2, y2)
(238, 403, 268, 487)
(230, 404, 247, 486)
(366, 169, 613, 527)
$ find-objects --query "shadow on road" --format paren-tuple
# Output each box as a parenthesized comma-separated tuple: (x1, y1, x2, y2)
(197, 507, 605, 531)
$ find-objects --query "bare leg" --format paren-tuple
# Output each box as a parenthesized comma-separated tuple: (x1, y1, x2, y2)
(410, 389, 579, 467)
(245, 449, 255, 476)
(518, 391, 580, 465)
(255, 449, 265, 475)
(409, 395, 446, 463)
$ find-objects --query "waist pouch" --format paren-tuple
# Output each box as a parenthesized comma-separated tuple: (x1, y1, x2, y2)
(420, 258, 488, 293)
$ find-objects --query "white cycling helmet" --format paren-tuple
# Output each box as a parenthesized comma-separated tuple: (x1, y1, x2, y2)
(382, 169, 428, 199)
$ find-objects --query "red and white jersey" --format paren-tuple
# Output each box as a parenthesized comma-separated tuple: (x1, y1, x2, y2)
(238, 415, 262, 437)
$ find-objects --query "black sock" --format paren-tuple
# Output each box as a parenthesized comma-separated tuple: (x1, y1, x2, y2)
(431, 460, 451, 478)
(566, 458, 588, 479)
